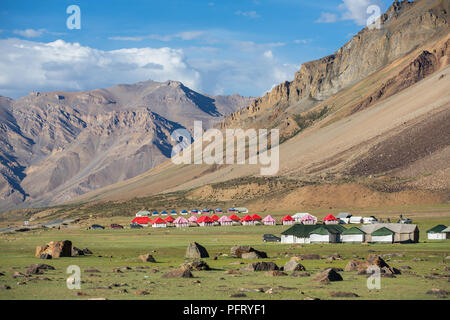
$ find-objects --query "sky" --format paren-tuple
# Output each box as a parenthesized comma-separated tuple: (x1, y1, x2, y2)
(0, 0, 392, 99)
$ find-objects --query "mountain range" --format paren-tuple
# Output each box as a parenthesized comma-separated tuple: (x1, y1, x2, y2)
(1, 0, 449, 217)
(0, 80, 253, 211)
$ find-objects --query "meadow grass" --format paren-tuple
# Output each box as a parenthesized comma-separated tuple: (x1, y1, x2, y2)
(0, 215, 449, 300)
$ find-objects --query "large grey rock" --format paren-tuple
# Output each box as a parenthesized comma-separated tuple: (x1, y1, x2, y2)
(312, 268, 343, 284)
(162, 268, 194, 278)
(185, 242, 209, 259)
(242, 262, 279, 272)
(231, 245, 267, 258)
(284, 260, 306, 272)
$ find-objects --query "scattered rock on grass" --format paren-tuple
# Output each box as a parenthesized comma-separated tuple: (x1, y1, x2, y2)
(312, 268, 343, 284)
(284, 259, 306, 272)
(229, 293, 247, 298)
(265, 270, 288, 277)
(139, 254, 156, 263)
(181, 259, 210, 271)
(162, 268, 193, 278)
(26, 264, 55, 275)
(241, 262, 279, 272)
(231, 245, 267, 259)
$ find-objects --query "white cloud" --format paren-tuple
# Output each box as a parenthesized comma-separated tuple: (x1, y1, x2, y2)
(13, 28, 46, 38)
(294, 39, 312, 44)
(109, 30, 208, 42)
(339, 0, 383, 26)
(0, 38, 201, 98)
(315, 12, 338, 23)
(235, 10, 260, 19)
(0, 38, 299, 99)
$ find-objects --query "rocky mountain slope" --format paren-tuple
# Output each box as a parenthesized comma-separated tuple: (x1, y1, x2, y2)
(0, 81, 253, 211)
(65, 0, 449, 213)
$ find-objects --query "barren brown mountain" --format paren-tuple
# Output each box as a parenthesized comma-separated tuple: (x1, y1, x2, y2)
(0, 80, 253, 212)
(1, 0, 449, 218)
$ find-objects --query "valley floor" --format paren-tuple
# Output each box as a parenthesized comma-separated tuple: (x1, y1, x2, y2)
(0, 208, 449, 300)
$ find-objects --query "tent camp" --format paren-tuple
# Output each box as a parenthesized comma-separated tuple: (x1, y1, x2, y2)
(282, 215, 295, 225)
(371, 227, 394, 243)
(197, 215, 214, 227)
(292, 213, 308, 223)
(164, 216, 175, 224)
(170, 210, 178, 215)
(228, 208, 237, 213)
(235, 207, 249, 214)
(151, 211, 159, 216)
(349, 216, 363, 224)
(131, 216, 151, 226)
(309, 226, 342, 243)
(359, 223, 419, 243)
(202, 209, 211, 214)
(210, 214, 220, 221)
(336, 213, 351, 224)
(215, 208, 223, 213)
(251, 214, 262, 221)
(188, 215, 198, 223)
(152, 217, 167, 228)
(426, 225, 448, 240)
(174, 217, 189, 228)
(135, 210, 150, 217)
(180, 210, 189, 215)
(341, 227, 365, 243)
(262, 215, 276, 225)
(229, 214, 240, 221)
(160, 211, 168, 216)
(300, 213, 317, 225)
(240, 215, 255, 226)
(443, 226, 450, 234)
(190, 209, 200, 214)
(323, 214, 338, 224)
(218, 215, 233, 226)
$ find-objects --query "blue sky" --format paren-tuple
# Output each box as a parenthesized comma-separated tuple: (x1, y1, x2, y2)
(0, 0, 391, 98)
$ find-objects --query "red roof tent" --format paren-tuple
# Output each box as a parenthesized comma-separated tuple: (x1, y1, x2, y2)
(210, 214, 220, 221)
(164, 216, 175, 222)
(131, 217, 151, 224)
(152, 217, 166, 224)
(282, 215, 294, 221)
(240, 215, 254, 222)
(229, 214, 240, 221)
(251, 214, 262, 220)
(323, 214, 338, 221)
(197, 216, 214, 223)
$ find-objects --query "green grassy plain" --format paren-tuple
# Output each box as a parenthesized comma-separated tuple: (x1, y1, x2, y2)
(0, 212, 449, 300)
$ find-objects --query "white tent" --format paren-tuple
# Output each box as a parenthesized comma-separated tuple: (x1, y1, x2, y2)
(135, 210, 150, 217)
(349, 216, 363, 224)
(292, 213, 309, 223)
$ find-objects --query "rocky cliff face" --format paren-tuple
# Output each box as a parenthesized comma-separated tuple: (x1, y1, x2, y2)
(0, 81, 253, 211)
(221, 0, 449, 129)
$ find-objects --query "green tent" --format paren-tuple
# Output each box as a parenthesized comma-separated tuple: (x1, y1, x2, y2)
(371, 227, 394, 236)
(426, 225, 447, 233)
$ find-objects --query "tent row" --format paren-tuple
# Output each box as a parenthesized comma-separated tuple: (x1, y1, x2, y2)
(426, 225, 450, 240)
(281, 223, 419, 244)
(135, 208, 249, 217)
(131, 214, 281, 227)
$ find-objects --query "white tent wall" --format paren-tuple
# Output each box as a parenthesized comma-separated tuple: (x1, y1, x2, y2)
(341, 234, 365, 243)
(309, 234, 331, 243)
(427, 233, 447, 240)
(152, 224, 167, 228)
(371, 235, 393, 243)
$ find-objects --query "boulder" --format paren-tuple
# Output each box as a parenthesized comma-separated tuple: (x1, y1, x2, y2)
(345, 255, 400, 275)
(180, 259, 210, 271)
(82, 248, 93, 255)
(26, 264, 55, 275)
(231, 245, 267, 258)
(312, 268, 343, 284)
(72, 247, 85, 256)
(139, 254, 156, 263)
(185, 242, 209, 259)
(241, 251, 267, 259)
(344, 260, 362, 272)
(39, 254, 52, 260)
(242, 262, 279, 272)
(162, 268, 194, 278)
(35, 240, 72, 258)
(284, 259, 306, 272)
